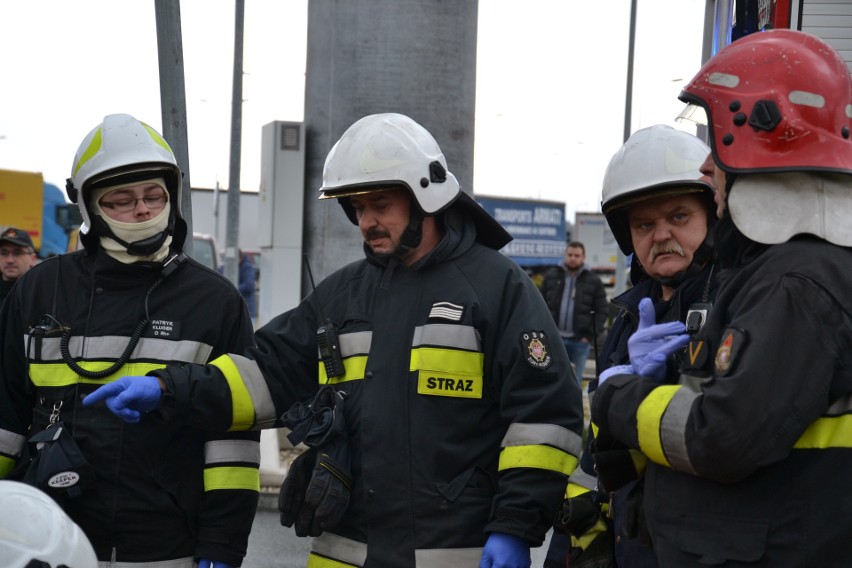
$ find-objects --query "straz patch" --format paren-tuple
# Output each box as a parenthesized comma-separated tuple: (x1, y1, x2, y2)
(521, 330, 552, 370)
(417, 372, 482, 399)
(715, 327, 747, 376)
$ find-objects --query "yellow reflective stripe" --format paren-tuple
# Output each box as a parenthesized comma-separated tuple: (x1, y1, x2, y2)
(794, 414, 852, 449)
(210, 355, 255, 431)
(307, 553, 358, 568)
(636, 385, 680, 468)
(318, 355, 368, 385)
(410, 347, 484, 374)
(498, 444, 578, 476)
(630, 449, 648, 477)
(566, 481, 591, 498)
(73, 127, 102, 176)
(29, 362, 165, 387)
(141, 122, 174, 154)
(203, 466, 260, 492)
(571, 517, 608, 551)
(0, 455, 15, 478)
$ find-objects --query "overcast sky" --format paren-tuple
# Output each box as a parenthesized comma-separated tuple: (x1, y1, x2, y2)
(0, 1, 705, 223)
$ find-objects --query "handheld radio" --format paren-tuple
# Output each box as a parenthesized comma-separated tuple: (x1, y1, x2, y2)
(304, 256, 345, 380)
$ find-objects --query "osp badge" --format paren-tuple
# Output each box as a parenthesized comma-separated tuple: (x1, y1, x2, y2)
(521, 330, 552, 370)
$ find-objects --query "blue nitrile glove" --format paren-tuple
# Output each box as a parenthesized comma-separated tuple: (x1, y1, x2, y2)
(197, 560, 233, 568)
(598, 364, 634, 386)
(82, 376, 163, 423)
(628, 297, 690, 381)
(480, 532, 531, 568)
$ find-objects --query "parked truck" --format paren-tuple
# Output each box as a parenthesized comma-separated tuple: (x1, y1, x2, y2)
(572, 211, 620, 288)
(0, 168, 81, 257)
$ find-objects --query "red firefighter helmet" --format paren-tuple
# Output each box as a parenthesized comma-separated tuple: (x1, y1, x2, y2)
(679, 29, 852, 175)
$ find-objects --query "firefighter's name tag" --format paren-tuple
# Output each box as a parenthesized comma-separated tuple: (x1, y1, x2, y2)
(417, 371, 482, 399)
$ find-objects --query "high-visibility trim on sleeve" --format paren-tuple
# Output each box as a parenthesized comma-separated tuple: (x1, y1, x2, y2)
(210, 355, 256, 431)
(498, 444, 579, 476)
(204, 439, 261, 465)
(501, 422, 583, 456)
(636, 385, 681, 467)
(203, 466, 260, 492)
(567, 467, 598, 492)
(794, 414, 852, 449)
(0, 455, 15, 478)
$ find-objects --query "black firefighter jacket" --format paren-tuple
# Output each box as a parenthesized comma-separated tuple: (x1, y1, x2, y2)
(0, 248, 260, 567)
(153, 212, 585, 567)
(592, 237, 852, 567)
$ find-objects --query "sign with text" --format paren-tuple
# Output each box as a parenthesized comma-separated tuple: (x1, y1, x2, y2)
(475, 195, 566, 266)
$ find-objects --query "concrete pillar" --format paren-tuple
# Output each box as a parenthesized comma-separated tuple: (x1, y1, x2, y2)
(302, 0, 479, 284)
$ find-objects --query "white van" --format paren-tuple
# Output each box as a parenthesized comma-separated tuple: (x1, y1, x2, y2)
(191, 232, 221, 271)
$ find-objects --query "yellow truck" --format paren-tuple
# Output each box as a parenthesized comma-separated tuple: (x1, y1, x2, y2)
(0, 168, 80, 257)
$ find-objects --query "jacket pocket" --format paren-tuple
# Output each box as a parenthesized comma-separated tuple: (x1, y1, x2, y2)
(656, 513, 767, 564)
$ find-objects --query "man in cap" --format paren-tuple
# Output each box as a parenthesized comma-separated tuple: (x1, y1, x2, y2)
(0, 227, 37, 306)
(85, 112, 584, 568)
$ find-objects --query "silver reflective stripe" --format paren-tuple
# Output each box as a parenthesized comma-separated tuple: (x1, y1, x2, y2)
(501, 423, 582, 456)
(827, 392, 852, 415)
(338, 331, 372, 358)
(415, 547, 483, 567)
(568, 466, 598, 491)
(412, 324, 481, 351)
(31, 336, 213, 364)
(98, 557, 194, 568)
(0, 428, 25, 457)
(204, 439, 261, 465)
(229, 354, 279, 429)
(312, 532, 368, 566)
(660, 387, 701, 474)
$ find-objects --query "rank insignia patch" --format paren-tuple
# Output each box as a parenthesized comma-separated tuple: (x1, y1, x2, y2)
(521, 330, 552, 370)
(715, 327, 746, 376)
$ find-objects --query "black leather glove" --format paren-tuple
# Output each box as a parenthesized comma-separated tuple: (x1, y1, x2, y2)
(278, 448, 317, 530)
(554, 492, 601, 537)
(298, 449, 352, 537)
(280, 386, 352, 537)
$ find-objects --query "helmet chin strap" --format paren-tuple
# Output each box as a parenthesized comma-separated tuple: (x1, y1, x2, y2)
(393, 207, 424, 260)
(90, 215, 172, 257)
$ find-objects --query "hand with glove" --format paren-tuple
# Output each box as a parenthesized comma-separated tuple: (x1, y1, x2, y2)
(82, 376, 164, 423)
(479, 532, 531, 568)
(627, 297, 690, 381)
(197, 560, 233, 568)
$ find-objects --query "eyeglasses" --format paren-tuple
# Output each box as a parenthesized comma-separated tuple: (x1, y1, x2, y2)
(0, 249, 33, 257)
(99, 193, 168, 213)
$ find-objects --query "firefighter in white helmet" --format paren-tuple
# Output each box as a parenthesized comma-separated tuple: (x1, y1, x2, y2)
(545, 124, 718, 568)
(0, 114, 258, 568)
(0, 480, 97, 568)
(592, 29, 852, 566)
(86, 112, 585, 568)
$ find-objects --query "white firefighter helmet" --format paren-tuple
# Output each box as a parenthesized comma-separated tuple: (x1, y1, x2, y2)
(318, 113, 461, 215)
(0, 480, 97, 568)
(67, 114, 183, 235)
(601, 124, 715, 255)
